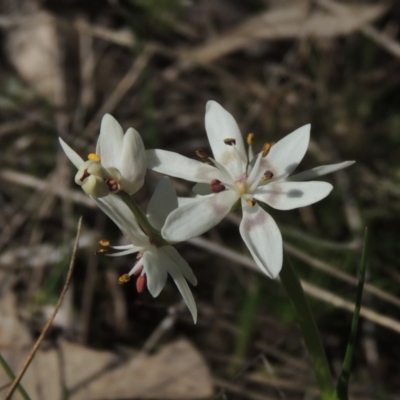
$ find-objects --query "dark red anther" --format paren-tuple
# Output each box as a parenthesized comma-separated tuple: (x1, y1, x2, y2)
(79, 169, 90, 182)
(210, 179, 226, 193)
(263, 170, 274, 180)
(106, 179, 119, 191)
(223, 138, 236, 146)
(136, 275, 146, 293)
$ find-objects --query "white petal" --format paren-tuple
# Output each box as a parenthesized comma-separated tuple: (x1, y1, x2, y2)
(205, 101, 247, 176)
(143, 249, 168, 297)
(259, 124, 310, 180)
(96, 114, 124, 169)
(247, 152, 264, 193)
(59, 138, 84, 169)
(95, 195, 149, 247)
(162, 190, 238, 242)
(119, 127, 147, 194)
(161, 246, 197, 286)
(146, 149, 222, 183)
(147, 177, 178, 230)
(239, 202, 283, 278)
(161, 249, 197, 323)
(287, 161, 355, 182)
(178, 196, 204, 206)
(254, 181, 333, 210)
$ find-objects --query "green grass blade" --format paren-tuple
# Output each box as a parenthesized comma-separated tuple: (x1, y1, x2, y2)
(228, 275, 261, 377)
(334, 227, 369, 400)
(0, 352, 31, 400)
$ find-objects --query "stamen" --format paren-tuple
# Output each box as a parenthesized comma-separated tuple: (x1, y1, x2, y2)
(106, 179, 119, 192)
(99, 239, 110, 247)
(133, 266, 144, 276)
(261, 170, 274, 181)
(247, 133, 254, 145)
(262, 143, 272, 157)
(195, 149, 214, 165)
(195, 149, 209, 161)
(118, 274, 130, 284)
(247, 133, 255, 163)
(246, 198, 256, 207)
(224, 138, 236, 146)
(210, 179, 226, 193)
(79, 169, 90, 182)
(136, 275, 146, 293)
(95, 248, 107, 255)
(88, 153, 101, 162)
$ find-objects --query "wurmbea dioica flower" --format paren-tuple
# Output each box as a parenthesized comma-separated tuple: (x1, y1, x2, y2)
(59, 114, 146, 197)
(147, 101, 355, 279)
(94, 177, 198, 322)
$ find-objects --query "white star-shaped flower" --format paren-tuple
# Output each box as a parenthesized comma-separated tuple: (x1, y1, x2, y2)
(95, 178, 198, 323)
(147, 101, 355, 278)
(59, 114, 146, 197)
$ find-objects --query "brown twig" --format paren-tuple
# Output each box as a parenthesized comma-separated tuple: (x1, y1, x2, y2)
(5, 217, 83, 400)
(188, 237, 400, 334)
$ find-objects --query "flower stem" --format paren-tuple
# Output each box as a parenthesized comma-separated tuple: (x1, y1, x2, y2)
(279, 255, 335, 399)
(116, 191, 167, 246)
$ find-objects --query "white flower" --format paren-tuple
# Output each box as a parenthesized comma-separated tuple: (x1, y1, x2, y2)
(95, 177, 198, 323)
(146, 101, 355, 278)
(59, 114, 146, 197)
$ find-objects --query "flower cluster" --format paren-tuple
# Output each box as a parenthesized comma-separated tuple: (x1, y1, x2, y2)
(60, 103, 354, 322)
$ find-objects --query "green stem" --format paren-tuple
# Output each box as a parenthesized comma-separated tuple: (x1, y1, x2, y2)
(116, 191, 167, 246)
(280, 256, 335, 399)
(0, 352, 31, 400)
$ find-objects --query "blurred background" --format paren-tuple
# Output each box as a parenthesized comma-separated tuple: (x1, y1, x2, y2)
(1, 0, 400, 398)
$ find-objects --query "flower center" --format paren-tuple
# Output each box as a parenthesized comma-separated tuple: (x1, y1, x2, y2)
(234, 173, 249, 195)
(75, 154, 122, 197)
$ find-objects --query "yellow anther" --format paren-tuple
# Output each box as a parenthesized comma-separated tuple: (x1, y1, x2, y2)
(95, 248, 107, 255)
(246, 199, 256, 207)
(118, 274, 130, 285)
(195, 149, 209, 161)
(98, 239, 110, 247)
(88, 153, 101, 162)
(224, 138, 236, 146)
(195, 149, 214, 166)
(262, 143, 272, 157)
(247, 133, 254, 145)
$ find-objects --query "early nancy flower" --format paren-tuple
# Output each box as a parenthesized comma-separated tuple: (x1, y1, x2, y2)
(95, 177, 198, 323)
(59, 114, 146, 197)
(146, 101, 355, 278)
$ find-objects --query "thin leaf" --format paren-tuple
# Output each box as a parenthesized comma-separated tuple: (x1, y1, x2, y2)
(0, 352, 31, 400)
(334, 227, 369, 400)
